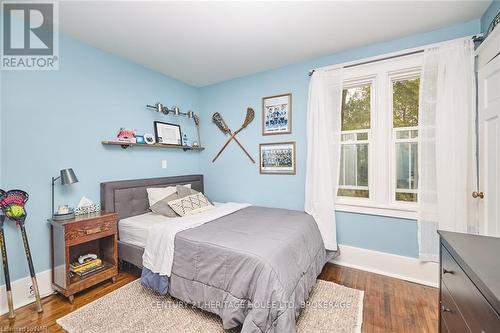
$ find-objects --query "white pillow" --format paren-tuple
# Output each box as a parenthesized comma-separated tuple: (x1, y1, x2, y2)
(146, 184, 191, 207)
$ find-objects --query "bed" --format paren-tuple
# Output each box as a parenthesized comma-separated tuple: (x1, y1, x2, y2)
(101, 175, 335, 333)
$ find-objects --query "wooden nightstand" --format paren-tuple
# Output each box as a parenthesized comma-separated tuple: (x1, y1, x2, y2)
(48, 211, 118, 303)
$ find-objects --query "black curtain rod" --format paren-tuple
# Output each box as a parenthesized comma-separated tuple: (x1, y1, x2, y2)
(308, 34, 484, 77)
(308, 49, 423, 76)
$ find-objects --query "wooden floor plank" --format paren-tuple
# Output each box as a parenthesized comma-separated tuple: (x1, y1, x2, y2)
(0, 263, 438, 332)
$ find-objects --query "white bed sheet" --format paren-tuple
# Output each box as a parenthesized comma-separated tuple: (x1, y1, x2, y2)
(118, 212, 171, 248)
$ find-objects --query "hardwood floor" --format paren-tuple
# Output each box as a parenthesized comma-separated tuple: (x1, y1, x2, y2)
(318, 264, 438, 333)
(0, 264, 438, 332)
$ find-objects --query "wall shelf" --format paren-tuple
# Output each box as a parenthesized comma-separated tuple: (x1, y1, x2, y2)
(101, 141, 205, 151)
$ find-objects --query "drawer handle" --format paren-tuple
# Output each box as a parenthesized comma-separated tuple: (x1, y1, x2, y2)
(441, 305, 452, 313)
(85, 227, 102, 235)
(443, 268, 454, 275)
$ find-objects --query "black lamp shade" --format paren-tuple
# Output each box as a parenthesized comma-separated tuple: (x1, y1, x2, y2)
(60, 168, 78, 185)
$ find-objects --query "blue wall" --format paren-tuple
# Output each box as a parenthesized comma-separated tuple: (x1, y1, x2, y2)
(0, 35, 201, 282)
(481, 0, 500, 33)
(198, 19, 481, 259)
(0, 18, 484, 284)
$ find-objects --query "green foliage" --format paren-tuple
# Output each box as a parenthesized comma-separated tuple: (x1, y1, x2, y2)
(337, 189, 369, 198)
(396, 192, 417, 202)
(393, 78, 420, 128)
(341, 85, 371, 131)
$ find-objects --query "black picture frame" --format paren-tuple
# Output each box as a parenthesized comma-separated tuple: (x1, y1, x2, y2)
(153, 121, 182, 146)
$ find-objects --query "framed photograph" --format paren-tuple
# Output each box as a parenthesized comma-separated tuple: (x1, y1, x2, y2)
(153, 121, 182, 145)
(259, 142, 296, 175)
(262, 93, 292, 135)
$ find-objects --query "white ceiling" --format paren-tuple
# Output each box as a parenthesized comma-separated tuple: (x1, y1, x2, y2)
(59, 1, 491, 87)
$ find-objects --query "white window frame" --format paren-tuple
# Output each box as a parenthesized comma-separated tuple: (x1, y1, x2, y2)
(335, 54, 423, 220)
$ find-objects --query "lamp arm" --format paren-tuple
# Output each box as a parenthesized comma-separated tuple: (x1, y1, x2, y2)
(51, 176, 60, 217)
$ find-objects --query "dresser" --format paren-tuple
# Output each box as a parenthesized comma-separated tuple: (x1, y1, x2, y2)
(439, 231, 500, 332)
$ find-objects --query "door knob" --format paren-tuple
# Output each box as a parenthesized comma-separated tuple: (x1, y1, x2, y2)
(472, 191, 484, 199)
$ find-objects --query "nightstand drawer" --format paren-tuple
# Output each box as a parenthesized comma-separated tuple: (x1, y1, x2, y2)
(65, 217, 117, 243)
(441, 245, 500, 332)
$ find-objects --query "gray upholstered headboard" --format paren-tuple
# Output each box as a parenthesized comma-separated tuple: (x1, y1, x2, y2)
(100, 175, 204, 220)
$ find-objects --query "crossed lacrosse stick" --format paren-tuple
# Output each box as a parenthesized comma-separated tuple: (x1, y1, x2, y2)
(212, 108, 255, 163)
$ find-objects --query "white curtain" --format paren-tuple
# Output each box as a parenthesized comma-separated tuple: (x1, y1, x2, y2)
(418, 39, 477, 261)
(305, 68, 343, 251)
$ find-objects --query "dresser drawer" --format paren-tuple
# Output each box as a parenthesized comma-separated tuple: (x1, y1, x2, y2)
(441, 245, 500, 332)
(440, 283, 470, 333)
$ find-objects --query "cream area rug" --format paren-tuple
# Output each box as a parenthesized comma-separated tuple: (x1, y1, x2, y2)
(57, 279, 364, 333)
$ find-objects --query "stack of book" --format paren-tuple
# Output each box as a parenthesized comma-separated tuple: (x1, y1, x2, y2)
(70, 258, 105, 277)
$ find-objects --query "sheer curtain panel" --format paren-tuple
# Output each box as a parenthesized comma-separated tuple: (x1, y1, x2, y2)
(305, 68, 343, 251)
(418, 39, 477, 262)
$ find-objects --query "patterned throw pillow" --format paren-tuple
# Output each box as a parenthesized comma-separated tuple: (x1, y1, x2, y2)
(167, 192, 214, 217)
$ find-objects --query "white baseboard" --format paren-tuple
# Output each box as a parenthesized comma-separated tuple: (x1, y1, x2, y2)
(331, 245, 439, 288)
(0, 269, 55, 315)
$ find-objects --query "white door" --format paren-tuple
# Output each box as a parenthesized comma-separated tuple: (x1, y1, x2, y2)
(478, 53, 500, 236)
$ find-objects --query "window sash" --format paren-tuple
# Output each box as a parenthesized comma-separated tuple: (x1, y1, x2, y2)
(339, 129, 370, 191)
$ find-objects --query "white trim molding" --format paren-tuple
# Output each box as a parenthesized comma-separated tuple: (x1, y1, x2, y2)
(335, 204, 417, 220)
(0, 269, 54, 315)
(331, 244, 439, 287)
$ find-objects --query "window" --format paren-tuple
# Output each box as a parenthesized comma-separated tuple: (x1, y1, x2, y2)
(338, 84, 371, 198)
(392, 77, 420, 202)
(335, 54, 422, 219)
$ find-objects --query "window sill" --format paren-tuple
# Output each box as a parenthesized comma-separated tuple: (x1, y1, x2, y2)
(335, 202, 417, 220)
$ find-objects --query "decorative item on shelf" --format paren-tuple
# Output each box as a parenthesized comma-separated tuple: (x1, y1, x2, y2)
(51, 168, 79, 221)
(116, 128, 136, 143)
(182, 133, 189, 146)
(154, 121, 182, 145)
(212, 108, 255, 163)
(262, 93, 292, 135)
(144, 133, 155, 144)
(146, 102, 202, 147)
(135, 133, 145, 144)
(192, 141, 199, 148)
(74, 197, 100, 216)
(259, 142, 296, 175)
(0, 190, 43, 316)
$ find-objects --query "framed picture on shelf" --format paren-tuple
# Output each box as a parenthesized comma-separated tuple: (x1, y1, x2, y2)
(153, 121, 182, 145)
(262, 93, 292, 135)
(259, 142, 296, 175)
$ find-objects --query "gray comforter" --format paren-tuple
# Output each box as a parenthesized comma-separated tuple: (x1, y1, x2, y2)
(168, 206, 327, 333)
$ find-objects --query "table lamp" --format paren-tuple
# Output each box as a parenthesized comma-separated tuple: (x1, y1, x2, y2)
(51, 168, 79, 220)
